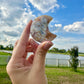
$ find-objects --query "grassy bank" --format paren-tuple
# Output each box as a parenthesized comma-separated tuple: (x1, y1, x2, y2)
(48, 52, 84, 56)
(79, 53, 84, 56)
(0, 55, 11, 65)
(0, 65, 11, 84)
(0, 52, 11, 65)
(46, 67, 84, 84)
(0, 65, 84, 84)
(0, 52, 11, 56)
(0, 51, 84, 56)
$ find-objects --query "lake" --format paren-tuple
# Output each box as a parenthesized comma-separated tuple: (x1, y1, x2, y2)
(28, 53, 84, 67)
(1, 50, 84, 60)
(46, 53, 84, 60)
(28, 52, 84, 60)
(0, 50, 84, 66)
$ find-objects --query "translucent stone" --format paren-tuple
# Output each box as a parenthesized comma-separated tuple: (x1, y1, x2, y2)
(30, 15, 57, 42)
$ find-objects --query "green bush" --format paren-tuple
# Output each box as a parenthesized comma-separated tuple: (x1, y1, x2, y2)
(68, 46, 79, 72)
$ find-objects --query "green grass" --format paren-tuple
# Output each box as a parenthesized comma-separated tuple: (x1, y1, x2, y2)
(79, 53, 84, 56)
(0, 65, 84, 84)
(46, 67, 84, 84)
(0, 51, 84, 56)
(48, 52, 67, 54)
(0, 52, 11, 56)
(48, 52, 84, 57)
(0, 65, 11, 84)
(0, 55, 11, 65)
(0, 52, 11, 65)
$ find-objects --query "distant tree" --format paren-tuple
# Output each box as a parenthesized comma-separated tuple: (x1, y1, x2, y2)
(8, 44, 13, 50)
(5, 44, 13, 50)
(59, 49, 66, 53)
(5, 45, 9, 50)
(0, 45, 4, 50)
(69, 46, 79, 72)
(48, 47, 67, 53)
(51, 47, 59, 52)
(48, 47, 58, 52)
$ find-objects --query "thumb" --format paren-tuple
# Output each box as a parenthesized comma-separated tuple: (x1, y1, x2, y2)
(32, 41, 53, 72)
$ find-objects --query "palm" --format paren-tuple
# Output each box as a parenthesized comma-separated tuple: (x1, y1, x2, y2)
(14, 39, 38, 69)
(6, 20, 52, 84)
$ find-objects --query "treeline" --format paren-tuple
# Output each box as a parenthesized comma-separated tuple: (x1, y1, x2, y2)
(0, 44, 69, 53)
(0, 44, 82, 54)
(48, 47, 68, 53)
(0, 44, 13, 50)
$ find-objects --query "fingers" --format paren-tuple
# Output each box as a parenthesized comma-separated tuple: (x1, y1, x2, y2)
(12, 20, 32, 58)
(13, 38, 38, 60)
(31, 41, 53, 72)
(19, 20, 32, 46)
(28, 39, 39, 53)
(26, 39, 39, 53)
(24, 54, 34, 66)
(27, 54, 34, 64)
(14, 40, 19, 48)
(26, 46, 33, 52)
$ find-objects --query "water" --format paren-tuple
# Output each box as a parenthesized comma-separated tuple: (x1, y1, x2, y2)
(46, 53, 69, 59)
(28, 53, 84, 66)
(1, 50, 84, 60)
(46, 53, 84, 60)
(28, 52, 84, 60)
(0, 50, 84, 66)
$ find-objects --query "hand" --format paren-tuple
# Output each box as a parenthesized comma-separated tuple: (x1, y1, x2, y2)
(6, 20, 53, 84)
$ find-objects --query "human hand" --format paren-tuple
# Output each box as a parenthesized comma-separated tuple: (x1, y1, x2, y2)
(6, 20, 53, 84)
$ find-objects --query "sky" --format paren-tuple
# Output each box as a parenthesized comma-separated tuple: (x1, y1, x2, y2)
(0, 0, 84, 52)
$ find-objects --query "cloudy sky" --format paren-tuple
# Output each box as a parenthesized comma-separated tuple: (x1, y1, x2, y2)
(0, 0, 84, 52)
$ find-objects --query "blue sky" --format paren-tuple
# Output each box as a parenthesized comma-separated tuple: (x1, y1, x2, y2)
(0, 0, 84, 52)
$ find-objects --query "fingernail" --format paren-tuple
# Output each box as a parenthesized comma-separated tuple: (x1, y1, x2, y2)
(30, 20, 32, 23)
(43, 41, 53, 50)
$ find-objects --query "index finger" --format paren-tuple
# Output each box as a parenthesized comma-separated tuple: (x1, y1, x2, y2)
(19, 20, 32, 46)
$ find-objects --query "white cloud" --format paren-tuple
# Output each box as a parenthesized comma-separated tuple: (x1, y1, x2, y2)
(64, 21, 84, 34)
(0, 35, 19, 46)
(52, 37, 84, 52)
(55, 24, 62, 28)
(0, 0, 36, 46)
(49, 23, 62, 34)
(0, 6, 10, 18)
(3, 31, 19, 37)
(29, 0, 60, 13)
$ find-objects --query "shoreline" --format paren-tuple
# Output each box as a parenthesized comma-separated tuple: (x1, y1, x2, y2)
(48, 52, 84, 57)
(0, 50, 84, 57)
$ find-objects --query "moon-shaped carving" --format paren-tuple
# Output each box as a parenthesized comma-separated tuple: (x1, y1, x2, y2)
(30, 15, 57, 42)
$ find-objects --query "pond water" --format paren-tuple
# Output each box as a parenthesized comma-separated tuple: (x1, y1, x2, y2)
(28, 53, 84, 66)
(1, 50, 84, 60)
(28, 52, 84, 60)
(1, 50, 84, 66)
(46, 53, 84, 60)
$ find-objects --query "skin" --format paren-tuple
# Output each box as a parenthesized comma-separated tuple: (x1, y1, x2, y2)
(6, 20, 53, 84)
